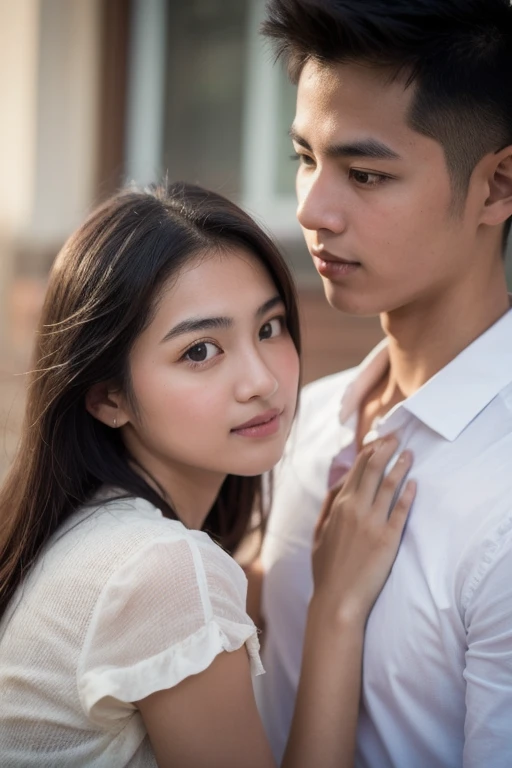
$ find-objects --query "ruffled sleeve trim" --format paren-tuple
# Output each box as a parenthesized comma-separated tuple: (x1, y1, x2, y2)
(79, 618, 264, 724)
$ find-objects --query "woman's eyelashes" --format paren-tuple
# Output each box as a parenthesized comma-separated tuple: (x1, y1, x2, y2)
(182, 340, 222, 367)
(179, 316, 286, 369)
(259, 316, 284, 341)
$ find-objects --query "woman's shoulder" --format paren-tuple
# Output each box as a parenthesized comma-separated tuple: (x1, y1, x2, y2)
(53, 493, 181, 553)
(75, 500, 260, 724)
(45, 492, 235, 593)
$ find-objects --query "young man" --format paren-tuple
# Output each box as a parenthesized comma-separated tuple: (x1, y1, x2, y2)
(255, 1, 512, 766)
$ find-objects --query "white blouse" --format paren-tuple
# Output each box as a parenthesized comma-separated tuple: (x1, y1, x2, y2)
(0, 493, 263, 766)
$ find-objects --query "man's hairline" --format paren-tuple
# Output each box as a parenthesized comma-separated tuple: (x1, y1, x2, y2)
(293, 54, 479, 219)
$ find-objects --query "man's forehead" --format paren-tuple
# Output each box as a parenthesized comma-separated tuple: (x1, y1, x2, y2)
(294, 59, 416, 145)
(299, 55, 407, 85)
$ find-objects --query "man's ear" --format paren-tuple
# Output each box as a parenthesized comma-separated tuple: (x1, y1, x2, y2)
(480, 145, 512, 227)
(85, 381, 129, 429)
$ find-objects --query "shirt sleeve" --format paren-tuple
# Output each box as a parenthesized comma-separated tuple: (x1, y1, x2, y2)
(77, 531, 263, 728)
(462, 517, 512, 767)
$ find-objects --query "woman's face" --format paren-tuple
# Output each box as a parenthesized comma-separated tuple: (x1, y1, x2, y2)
(118, 248, 300, 498)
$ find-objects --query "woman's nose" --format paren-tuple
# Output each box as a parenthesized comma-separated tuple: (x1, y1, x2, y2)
(234, 351, 279, 403)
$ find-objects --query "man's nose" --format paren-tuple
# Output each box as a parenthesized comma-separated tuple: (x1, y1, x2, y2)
(296, 170, 347, 235)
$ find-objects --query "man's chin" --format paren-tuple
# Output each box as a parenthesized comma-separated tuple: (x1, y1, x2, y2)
(323, 283, 382, 317)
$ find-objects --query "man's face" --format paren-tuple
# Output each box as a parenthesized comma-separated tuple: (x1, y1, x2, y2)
(292, 60, 476, 316)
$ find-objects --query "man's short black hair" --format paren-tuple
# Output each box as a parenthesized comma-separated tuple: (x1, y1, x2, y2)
(263, 0, 512, 245)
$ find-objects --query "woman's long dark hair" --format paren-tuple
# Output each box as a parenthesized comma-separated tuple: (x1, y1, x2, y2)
(0, 182, 301, 621)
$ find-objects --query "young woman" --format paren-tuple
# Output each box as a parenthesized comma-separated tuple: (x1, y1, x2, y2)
(0, 182, 415, 767)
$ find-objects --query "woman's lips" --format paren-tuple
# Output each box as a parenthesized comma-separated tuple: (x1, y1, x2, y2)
(231, 409, 282, 438)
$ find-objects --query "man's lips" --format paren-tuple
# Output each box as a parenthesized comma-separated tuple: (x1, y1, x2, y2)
(311, 247, 360, 265)
(311, 248, 361, 279)
(231, 408, 281, 432)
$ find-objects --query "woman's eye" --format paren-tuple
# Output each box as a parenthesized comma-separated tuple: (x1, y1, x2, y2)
(259, 317, 284, 341)
(184, 342, 220, 364)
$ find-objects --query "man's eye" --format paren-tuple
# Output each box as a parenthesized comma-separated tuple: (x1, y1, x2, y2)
(349, 169, 386, 186)
(184, 342, 220, 363)
(259, 317, 284, 341)
(291, 152, 315, 167)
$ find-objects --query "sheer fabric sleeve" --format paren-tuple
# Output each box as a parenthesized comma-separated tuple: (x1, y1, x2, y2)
(77, 531, 263, 727)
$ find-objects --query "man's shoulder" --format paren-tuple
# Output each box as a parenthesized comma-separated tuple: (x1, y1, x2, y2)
(299, 367, 357, 417)
(284, 366, 357, 453)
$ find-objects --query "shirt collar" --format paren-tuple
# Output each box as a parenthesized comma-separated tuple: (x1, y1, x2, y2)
(403, 308, 512, 441)
(338, 308, 512, 442)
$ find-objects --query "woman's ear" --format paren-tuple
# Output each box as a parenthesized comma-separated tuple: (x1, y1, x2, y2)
(85, 381, 129, 429)
(480, 145, 512, 227)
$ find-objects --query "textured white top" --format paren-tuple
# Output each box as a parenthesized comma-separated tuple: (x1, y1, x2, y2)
(0, 493, 263, 767)
(256, 308, 512, 768)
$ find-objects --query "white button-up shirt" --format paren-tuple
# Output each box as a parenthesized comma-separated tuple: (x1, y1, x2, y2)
(255, 309, 512, 768)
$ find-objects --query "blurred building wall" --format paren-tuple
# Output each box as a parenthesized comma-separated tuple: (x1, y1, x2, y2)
(0, 0, 103, 358)
(0, 0, 511, 480)
(0, 1, 39, 351)
(31, 0, 101, 248)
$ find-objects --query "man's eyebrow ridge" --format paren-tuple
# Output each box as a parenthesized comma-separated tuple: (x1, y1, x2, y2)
(289, 127, 401, 161)
(289, 127, 312, 151)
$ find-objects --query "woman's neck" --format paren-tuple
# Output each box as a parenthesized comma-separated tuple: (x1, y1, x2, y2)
(130, 457, 226, 530)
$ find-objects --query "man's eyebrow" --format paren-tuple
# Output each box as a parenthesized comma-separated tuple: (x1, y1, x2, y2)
(289, 127, 401, 161)
(160, 295, 283, 344)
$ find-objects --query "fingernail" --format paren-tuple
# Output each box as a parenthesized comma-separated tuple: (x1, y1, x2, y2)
(396, 450, 412, 464)
(376, 435, 396, 450)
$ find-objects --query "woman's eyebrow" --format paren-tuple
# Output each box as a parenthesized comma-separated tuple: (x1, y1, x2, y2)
(160, 295, 283, 344)
(256, 295, 283, 317)
(161, 316, 231, 344)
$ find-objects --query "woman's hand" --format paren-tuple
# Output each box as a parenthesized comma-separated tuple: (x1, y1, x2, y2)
(283, 437, 415, 767)
(311, 435, 416, 626)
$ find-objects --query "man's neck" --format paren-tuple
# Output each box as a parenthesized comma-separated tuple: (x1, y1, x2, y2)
(356, 269, 510, 448)
(381, 276, 510, 401)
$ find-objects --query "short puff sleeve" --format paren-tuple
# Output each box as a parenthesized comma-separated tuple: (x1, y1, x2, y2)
(77, 529, 263, 727)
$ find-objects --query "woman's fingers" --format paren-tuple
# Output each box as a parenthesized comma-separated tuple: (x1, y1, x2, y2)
(335, 440, 377, 497)
(355, 436, 400, 508)
(372, 449, 413, 521)
(311, 436, 416, 621)
(314, 484, 340, 544)
(388, 479, 417, 535)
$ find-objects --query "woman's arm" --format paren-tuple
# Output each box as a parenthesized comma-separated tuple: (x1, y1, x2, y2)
(137, 646, 276, 768)
(137, 436, 414, 767)
(243, 556, 265, 631)
(282, 437, 415, 768)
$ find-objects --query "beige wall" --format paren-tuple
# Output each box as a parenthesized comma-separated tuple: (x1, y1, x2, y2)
(31, 0, 102, 247)
(0, 1, 40, 349)
(0, 0, 102, 354)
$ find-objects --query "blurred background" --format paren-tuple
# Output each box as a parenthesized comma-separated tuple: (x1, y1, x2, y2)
(1, 0, 510, 480)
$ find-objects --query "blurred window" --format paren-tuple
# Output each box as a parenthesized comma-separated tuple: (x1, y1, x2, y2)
(163, 0, 249, 198)
(275, 73, 298, 198)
